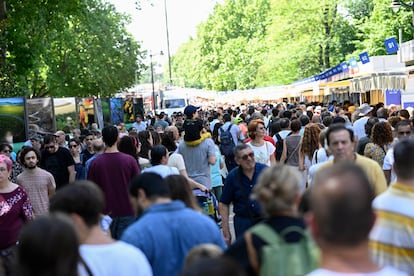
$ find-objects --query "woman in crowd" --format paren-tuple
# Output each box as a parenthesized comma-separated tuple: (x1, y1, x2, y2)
(280, 119, 302, 166)
(165, 174, 200, 211)
(0, 154, 34, 276)
(246, 119, 275, 166)
(364, 121, 394, 167)
(0, 143, 23, 183)
(16, 214, 81, 276)
(224, 164, 317, 275)
(298, 123, 322, 188)
(68, 138, 84, 180)
(118, 135, 140, 167)
(137, 130, 153, 169)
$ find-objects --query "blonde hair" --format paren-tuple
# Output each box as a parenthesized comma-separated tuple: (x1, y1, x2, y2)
(253, 164, 302, 216)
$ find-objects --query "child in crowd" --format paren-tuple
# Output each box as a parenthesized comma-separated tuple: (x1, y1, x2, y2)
(183, 105, 211, 146)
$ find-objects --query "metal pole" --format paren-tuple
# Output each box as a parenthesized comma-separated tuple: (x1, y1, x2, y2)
(150, 54, 156, 111)
(164, 0, 172, 86)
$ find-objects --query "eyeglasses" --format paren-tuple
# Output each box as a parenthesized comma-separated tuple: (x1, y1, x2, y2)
(69, 144, 78, 148)
(1, 150, 11, 154)
(239, 152, 255, 160)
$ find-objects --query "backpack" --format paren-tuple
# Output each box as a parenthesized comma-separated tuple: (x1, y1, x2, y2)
(274, 133, 284, 161)
(192, 189, 222, 225)
(245, 223, 319, 276)
(219, 124, 235, 157)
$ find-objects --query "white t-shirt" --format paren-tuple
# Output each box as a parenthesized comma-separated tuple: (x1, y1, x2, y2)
(79, 241, 153, 276)
(306, 266, 407, 276)
(382, 148, 396, 184)
(142, 164, 180, 178)
(246, 141, 275, 166)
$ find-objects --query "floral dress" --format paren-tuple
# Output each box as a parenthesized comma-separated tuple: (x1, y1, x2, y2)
(364, 143, 388, 167)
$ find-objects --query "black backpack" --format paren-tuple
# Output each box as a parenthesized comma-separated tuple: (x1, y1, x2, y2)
(275, 133, 284, 161)
(219, 124, 235, 156)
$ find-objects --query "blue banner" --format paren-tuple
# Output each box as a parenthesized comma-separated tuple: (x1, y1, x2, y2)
(349, 58, 358, 68)
(359, 52, 370, 64)
(385, 89, 401, 105)
(384, 37, 399, 54)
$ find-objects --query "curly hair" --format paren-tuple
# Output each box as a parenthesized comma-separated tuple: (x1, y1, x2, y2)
(300, 123, 322, 159)
(252, 164, 302, 216)
(371, 122, 393, 147)
(247, 119, 265, 140)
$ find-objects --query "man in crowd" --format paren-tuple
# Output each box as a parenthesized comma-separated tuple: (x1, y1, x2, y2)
(132, 114, 147, 132)
(383, 120, 412, 184)
(88, 125, 140, 239)
(218, 113, 240, 172)
(54, 130, 68, 148)
(121, 173, 225, 276)
(40, 134, 75, 190)
(352, 103, 373, 140)
(17, 146, 56, 215)
(370, 139, 414, 275)
(321, 123, 387, 195)
(219, 144, 267, 245)
(177, 126, 216, 190)
(84, 138, 105, 179)
(308, 163, 405, 275)
(81, 130, 95, 165)
(50, 181, 152, 275)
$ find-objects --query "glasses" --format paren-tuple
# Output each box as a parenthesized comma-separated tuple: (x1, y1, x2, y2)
(239, 152, 255, 160)
(69, 144, 78, 148)
(1, 150, 11, 154)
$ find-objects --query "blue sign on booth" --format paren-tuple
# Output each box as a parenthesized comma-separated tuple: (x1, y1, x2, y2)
(359, 52, 370, 64)
(349, 58, 358, 68)
(384, 37, 399, 54)
(385, 89, 401, 106)
(341, 62, 349, 72)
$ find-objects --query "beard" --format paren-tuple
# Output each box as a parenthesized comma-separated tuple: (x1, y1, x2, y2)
(25, 164, 37, 170)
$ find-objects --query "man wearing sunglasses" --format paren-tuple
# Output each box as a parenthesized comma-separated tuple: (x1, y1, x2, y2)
(40, 134, 75, 190)
(219, 144, 267, 246)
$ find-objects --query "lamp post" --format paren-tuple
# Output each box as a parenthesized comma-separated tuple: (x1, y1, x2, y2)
(149, 51, 164, 111)
(390, 0, 414, 34)
(164, 0, 173, 86)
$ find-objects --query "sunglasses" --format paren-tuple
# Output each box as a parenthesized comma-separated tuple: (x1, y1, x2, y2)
(69, 144, 78, 148)
(239, 152, 255, 160)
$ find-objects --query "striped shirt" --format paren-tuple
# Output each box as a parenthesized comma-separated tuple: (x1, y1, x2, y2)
(369, 183, 414, 275)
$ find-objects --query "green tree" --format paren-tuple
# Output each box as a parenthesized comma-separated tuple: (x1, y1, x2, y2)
(2, 0, 145, 98)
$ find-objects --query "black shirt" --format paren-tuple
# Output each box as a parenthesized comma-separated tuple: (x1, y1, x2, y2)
(40, 147, 75, 189)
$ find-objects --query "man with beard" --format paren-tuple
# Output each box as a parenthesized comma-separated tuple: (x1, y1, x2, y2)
(16, 146, 56, 216)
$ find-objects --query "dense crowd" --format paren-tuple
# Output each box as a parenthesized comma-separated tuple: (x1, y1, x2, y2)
(1, 100, 414, 275)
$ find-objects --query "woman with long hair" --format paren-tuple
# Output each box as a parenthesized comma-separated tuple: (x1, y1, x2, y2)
(364, 121, 394, 167)
(246, 119, 276, 166)
(118, 136, 140, 168)
(298, 123, 322, 187)
(137, 130, 153, 169)
(68, 138, 84, 180)
(165, 174, 200, 211)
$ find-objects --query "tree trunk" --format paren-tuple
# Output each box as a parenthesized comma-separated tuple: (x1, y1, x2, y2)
(0, 0, 6, 67)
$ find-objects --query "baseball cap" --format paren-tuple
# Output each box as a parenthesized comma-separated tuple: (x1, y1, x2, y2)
(184, 105, 199, 116)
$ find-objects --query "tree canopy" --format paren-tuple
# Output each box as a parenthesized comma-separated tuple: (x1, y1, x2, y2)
(0, 0, 145, 98)
(171, 0, 413, 91)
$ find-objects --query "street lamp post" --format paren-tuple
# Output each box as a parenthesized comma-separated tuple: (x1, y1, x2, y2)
(149, 51, 164, 111)
(391, 0, 414, 35)
(164, 0, 172, 86)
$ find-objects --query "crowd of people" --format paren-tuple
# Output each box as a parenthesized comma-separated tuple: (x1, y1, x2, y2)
(1, 99, 414, 275)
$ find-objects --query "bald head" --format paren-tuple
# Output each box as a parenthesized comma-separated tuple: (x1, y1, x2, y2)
(92, 138, 105, 153)
(310, 163, 375, 246)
